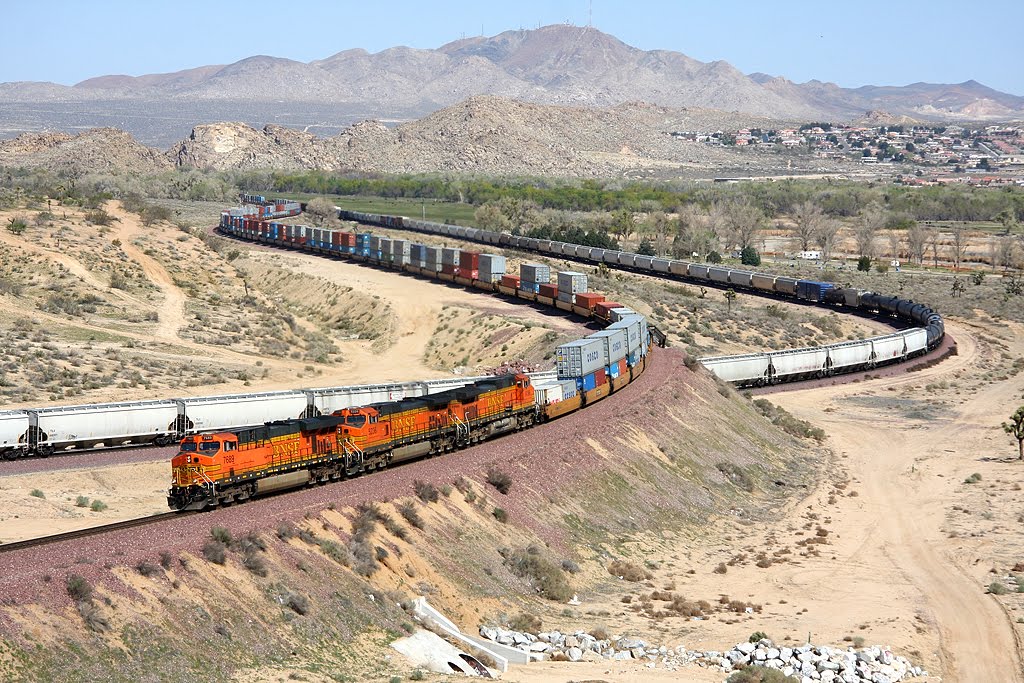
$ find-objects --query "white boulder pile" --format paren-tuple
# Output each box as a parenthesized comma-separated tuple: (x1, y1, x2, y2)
(476, 627, 927, 682)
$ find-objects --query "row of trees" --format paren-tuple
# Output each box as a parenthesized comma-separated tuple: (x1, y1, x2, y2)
(470, 194, 1024, 270)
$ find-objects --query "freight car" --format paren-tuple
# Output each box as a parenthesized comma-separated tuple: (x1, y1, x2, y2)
(331, 207, 944, 385)
(0, 374, 558, 460)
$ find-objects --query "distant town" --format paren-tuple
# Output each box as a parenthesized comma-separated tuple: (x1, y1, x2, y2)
(672, 123, 1024, 185)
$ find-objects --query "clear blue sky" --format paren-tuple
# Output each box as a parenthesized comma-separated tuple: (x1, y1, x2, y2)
(5, 0, 1021, 95)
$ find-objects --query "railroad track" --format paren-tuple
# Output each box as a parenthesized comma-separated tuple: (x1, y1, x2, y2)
(0, 511, 194, 554)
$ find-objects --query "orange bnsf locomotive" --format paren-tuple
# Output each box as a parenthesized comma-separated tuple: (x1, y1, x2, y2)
(168, 374, 536, 510)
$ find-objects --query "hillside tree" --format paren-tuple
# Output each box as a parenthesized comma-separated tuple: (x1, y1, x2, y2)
(855, 203, 887, 257)
(949, 224, 969, 271)
(304, 197, 340, 227)
(792, 201, 825, 251)
(815, 218, 842, 262)
(723, 199, 765, 251)
(907, 221, 927, 264)
(1003, 406, 1024, 460)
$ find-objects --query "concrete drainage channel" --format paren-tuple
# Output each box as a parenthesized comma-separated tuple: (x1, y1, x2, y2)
(390, 597, 520, 677)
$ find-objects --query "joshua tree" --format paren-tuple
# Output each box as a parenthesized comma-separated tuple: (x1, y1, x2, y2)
(1003, 406, 1024, 460)
(724, 288, 737, 313)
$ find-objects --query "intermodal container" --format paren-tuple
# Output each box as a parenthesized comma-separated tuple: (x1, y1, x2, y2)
(479, 254, 506, 282)
(574, 292, 605, 310)
(609, 307, 636, 323)
(520, 263, 550, 284)
(441, 263, 457, 275)
(608, 315, 642, 351)
(559, 380, 578, 400)
(533, 381, 563, 406)
(459, 251, 480, 271)
(556, 271, 588, 294)
(410, 244, 425, 267)
(539, 284, 559, 298)
(442, 248, 460, 266)
(579, 372, 597, 392)
(593, 368, 607, 386)
(500, 275, 520, 289)
(594, 301, 623, 319)
(556, 292, 574, 304)
(588, 328, 627, 365)
(519, 282, 541, 293)
(556, 338, 605, 379)
(424, 246, 442, 271)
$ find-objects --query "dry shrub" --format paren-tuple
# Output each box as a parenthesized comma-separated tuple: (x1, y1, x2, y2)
(66, 574, 93, 602)
(414, 480, 439, 503)
(243, 551, 268, 577)
(486, 467, 513, 494)
(501, 547, 574, 602)
(608, 559, 651, 582)
(508, 612, 542, 634)
(202, 540, 227, 565)
(397, 501, 425, 530)
(285, 591, 309, 615)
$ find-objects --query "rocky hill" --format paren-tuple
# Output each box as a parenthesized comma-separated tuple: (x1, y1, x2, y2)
(2, 96, 839, 179)
(1, 25, 1020, 147)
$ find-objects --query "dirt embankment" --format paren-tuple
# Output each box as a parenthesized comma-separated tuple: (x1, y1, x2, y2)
(0, 348, 821, 681)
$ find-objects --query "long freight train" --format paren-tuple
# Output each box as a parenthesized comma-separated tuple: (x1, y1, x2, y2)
(326, 209, 945, 386)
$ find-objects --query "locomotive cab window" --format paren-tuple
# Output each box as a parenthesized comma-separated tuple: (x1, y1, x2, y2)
(179, 442, 197, 452)
(224, 442, 236, 451)
(344, 415, 366, 428)
(199, 441, 221, 453)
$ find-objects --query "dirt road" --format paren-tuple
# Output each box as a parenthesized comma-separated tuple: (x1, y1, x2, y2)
(767, 321, 1024, 683)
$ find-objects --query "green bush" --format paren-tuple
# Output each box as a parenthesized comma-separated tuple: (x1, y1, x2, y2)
(741, 245, 761, 266)
(964, 473, 982, 484)
(492, 507, 508, 523)
(66, 574, 93, 602)
(29, 489, 44, 499)
(749, 631, 770, 643)
(857, 255, 872, 272)
(75, 495, 90, 507)
(90, 499, 108, 512)
(210, 526, 233, 544)
(707, 250, 723, 264)
(989, 582, 1009, 595)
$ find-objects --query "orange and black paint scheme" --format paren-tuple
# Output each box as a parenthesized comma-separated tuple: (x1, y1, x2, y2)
(168, 374, 536, 510)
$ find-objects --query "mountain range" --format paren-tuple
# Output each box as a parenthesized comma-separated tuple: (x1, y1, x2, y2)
(1, 25, 1021, 147)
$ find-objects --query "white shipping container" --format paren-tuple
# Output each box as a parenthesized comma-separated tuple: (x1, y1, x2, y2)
(609, 307, 636, 323)
(520, 263, 550, 283)
(556, 271, 588, 294)
(556, 338, 605, 378)
(559, 380, 579, 400)
(699, 353, 771, 384)
(589, 328, 627, 364)
(32, 400, 180, 446)
(533, 381, 564, 406)
(608, 315, 642, 350)
(827, 340, 873, 370)
(0, 411, 30, 448)
(180, 391, 309, 432)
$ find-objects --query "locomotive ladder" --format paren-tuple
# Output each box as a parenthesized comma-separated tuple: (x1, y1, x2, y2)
(342, 439, 364, 467)
(451, 412, 471, 443)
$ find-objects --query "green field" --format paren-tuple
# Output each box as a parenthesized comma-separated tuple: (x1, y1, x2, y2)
(281, 193, 479, 226)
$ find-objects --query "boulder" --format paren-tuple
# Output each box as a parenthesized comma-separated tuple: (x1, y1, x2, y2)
(567, 647, 583, 662)
(564, 635, 579, 648)
(736, 642, 756, 655)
